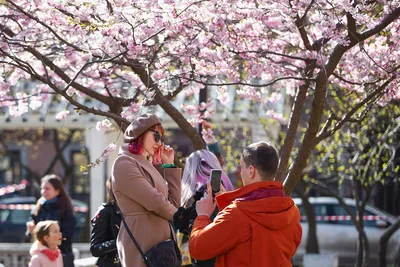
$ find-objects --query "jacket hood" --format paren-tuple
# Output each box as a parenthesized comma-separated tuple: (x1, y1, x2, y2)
(216, 181, 298, 230)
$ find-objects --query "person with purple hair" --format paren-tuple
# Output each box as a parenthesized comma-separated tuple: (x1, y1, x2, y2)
(180, 150, 234, 207)
(174, 149, 234, 267)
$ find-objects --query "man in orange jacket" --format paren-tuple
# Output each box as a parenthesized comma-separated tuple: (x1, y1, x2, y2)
(189, 141, 302, 267)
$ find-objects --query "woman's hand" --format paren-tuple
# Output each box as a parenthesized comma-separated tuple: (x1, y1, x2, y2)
(161, 145, 175, 164)
(201, 120, 213, 130)
(26, 220, 35, 234)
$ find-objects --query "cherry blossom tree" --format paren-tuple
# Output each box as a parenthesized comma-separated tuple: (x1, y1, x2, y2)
(1, 0, 399, 196)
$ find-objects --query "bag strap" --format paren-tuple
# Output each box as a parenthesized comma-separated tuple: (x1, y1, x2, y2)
(120, 212, 147, 261)
(119, 209, 177, 263)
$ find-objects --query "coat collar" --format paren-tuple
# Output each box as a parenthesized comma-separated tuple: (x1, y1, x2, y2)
(118, 144, 163, 183)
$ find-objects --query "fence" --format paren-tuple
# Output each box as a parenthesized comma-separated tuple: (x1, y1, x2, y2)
(0, 243, 94, 267)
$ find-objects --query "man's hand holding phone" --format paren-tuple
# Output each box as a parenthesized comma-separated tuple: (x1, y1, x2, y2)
(196, 182, 217, 217)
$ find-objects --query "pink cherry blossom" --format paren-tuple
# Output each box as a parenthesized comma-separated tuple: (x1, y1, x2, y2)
(266, 110, 287, 125)
(55, 110, 70, 120)
(216, 86, 230, 106)
(29, 96, 43, 110)
(201, 128, 217, 144)
(96, 119, 113, 131)
(0, 0, 399, 181)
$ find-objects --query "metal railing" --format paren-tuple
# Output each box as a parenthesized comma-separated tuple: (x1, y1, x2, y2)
(0, 243, 93, 267)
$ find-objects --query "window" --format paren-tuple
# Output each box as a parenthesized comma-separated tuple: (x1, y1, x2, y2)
(9, 210, 31, 224)
(0, 150, 22, 185)
(298, 203, 332, 224)
(332, 204, 377, 227)
(0, 210, 10, 223)
(314, 204, 329, 216)
(71, 151, 90, 195)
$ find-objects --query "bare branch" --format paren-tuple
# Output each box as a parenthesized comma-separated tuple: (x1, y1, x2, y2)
(332, 72, 382, 86)
(316, 76, 396, 142)
(232, 49, 308, 61)
(188, 76, 316, 88)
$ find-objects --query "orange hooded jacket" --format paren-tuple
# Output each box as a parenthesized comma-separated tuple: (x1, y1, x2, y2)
(189, 181, 302, 267)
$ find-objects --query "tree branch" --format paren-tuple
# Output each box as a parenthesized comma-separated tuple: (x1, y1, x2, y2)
(23, 45, 114, 105)
(32, 72, 129, 126)
(44, 129, 77, 176)
(5, 0, 86, 52)
(275, 79, 311, 182)
(62, 50, 127, 92)
(316, 76, 395, 142)
(283, 44, 349, 194)
(332, 72, 382, 86)
(126, 59, 206, 149)
(187, 76, 316, 88)
(360, 7, 400, 41)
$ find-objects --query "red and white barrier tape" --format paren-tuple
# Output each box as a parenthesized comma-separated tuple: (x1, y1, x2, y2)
(300, 215, 399, 221)
(0, 180, 28, 196)
(0, 204, 88, 213)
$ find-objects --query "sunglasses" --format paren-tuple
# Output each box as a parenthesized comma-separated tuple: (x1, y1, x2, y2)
(149, 130, 164, 144)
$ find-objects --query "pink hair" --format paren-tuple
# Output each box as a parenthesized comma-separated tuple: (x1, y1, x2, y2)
(128, 124, 164, 165)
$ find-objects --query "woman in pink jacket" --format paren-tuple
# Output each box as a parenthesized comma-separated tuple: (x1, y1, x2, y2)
(29, 220, 63, 267)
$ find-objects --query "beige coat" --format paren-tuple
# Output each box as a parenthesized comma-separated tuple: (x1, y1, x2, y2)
(112, 145, 181, 267)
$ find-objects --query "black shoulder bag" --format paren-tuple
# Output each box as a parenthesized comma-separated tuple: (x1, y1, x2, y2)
(120, 213, 182, 267)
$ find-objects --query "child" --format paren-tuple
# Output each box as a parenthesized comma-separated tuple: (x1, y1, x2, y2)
(29, 220, 64, 267)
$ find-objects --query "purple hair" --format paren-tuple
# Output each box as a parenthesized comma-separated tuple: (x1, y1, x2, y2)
(181, 149, 234, 205)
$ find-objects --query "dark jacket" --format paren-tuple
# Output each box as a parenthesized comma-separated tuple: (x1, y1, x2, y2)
(90, 202, 122, 267)
(31, 197, 77, 267)
(31, 198, 76, 254)
(174, 185, 217, 267)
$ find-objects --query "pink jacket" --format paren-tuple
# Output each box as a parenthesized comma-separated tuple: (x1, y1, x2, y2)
(29, 241, 64, 267)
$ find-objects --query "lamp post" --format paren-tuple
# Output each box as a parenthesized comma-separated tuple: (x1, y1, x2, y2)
(198, 83, 208, 134)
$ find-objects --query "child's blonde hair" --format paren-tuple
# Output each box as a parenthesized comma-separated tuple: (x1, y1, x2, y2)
(34, 220, 59, 247)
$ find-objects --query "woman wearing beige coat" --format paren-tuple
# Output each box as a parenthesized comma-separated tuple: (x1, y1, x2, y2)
(112, 113, 182, 267)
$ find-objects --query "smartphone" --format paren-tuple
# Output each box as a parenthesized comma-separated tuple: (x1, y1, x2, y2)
(210, 169, 222, 194)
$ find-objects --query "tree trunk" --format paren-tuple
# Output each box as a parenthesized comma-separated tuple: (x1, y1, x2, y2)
(356, 228, 369, 267)
(379, 219, 400, 267)
(396, 245, 400, 267)
(295, 181, 320, 254)
(302, 196, 319, 253)
(353, 194, 370, 267)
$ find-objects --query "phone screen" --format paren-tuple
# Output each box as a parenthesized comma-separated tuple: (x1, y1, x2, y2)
(210, 169, 222, 193)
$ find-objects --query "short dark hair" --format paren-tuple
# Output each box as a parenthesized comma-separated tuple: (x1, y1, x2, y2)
(241, 141, 279, 180)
